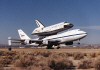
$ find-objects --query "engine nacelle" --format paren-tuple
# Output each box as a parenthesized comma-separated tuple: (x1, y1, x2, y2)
(65, 42, 73, 45)
(24, 39, 36, 44)
(24, 39, 30, 44)
(42, 40, 49, 45)
(20, 43, 25, 45)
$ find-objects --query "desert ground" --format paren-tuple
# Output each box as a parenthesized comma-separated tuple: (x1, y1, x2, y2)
(0, 47, 100, 70)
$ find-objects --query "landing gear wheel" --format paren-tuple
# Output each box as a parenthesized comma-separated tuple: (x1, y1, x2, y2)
(46, 45, 54, 49)
(8, 47, 12, 51)
(46, 47, 54, 49)
(51, 47, 54, 49)
(78, 43, 80, 45)
(57, 47, 60, 49)
(57, 45, 60, 49)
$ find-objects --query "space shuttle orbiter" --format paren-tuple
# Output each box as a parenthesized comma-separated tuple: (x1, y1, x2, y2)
(31, 20, 73, 36)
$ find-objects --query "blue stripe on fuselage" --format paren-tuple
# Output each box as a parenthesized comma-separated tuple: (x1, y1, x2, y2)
(46, 33, 87, 40)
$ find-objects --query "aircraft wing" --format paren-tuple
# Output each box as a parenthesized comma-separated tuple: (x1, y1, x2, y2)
(49, 40, 60, 42)
(31, 39, 60, 43)
(8, 39, 42, 42)
(9, 38, 60, 45)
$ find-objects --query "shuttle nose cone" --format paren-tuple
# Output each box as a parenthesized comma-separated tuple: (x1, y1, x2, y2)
(69, 24, 73, 27)
(64, 23, 73, 28)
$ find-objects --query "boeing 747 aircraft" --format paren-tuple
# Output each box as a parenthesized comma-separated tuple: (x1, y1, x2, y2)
(8, 29, 87, 49)
(31, 20, 73, 36)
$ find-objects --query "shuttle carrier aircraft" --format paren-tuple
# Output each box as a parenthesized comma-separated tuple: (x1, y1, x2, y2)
(31, 20, 73, 36)
(9, 29, 87, 49)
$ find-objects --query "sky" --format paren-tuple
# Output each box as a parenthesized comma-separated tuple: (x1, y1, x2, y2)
(0, 0, 100, 45)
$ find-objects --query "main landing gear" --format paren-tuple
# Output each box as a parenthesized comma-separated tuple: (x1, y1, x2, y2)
(8, 47, 12, 51)
(57, 45, 60, 49)
(46, 45, 60, 49)
(46, 45, 54, 49)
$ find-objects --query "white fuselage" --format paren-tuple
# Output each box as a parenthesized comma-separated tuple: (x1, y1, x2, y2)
(32, 22, 73, 36)
(30, 29, 87, 46)
(43, 29, 87, 43)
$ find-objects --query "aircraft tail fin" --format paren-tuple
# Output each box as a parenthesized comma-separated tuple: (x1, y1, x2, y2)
(18, 29, 30, 40)
(35, 20, 45, 28)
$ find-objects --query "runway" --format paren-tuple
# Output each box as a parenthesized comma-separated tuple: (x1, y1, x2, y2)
(0, 48, 100, 53)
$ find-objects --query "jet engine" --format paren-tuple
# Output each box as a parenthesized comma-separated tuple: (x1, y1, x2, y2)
(42, 40, 49, 45)
(20, 42, 25, 45)
(24, 39, 35, 44)
(65, 42, 73, 45)
(23, 39, 49, 45)
(24, 39, 30, 44)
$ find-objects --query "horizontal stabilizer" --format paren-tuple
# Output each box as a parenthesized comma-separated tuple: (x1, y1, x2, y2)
(8, 39, 24, 41)
(11, 42, 22, 43)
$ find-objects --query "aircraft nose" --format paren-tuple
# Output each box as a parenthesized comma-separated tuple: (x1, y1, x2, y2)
(64, 23, 73, 28)
(83, 32, 88, 37)
(85, 32, 88, 36)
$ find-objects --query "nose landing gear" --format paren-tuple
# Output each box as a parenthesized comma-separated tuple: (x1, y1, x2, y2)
(78, 39, 80, 45)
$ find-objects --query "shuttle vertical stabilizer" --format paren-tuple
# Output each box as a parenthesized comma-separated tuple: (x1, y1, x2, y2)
(35, 20, 45, 28)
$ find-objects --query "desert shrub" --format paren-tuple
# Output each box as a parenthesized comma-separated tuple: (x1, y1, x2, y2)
(26, 66, 50, 70)
(48, 58, 56, 69)
(0, 51, 18, 56)
(40, 51, 52, 57)
(42, 66, 51, 70)
(6, 51, 17, 56)
(33, 51, 52, 57)
(96, 52, 100, 56)
(0, 51, 5, 56)
(90, 52, 98, 58)
(77, 59, 94, 69)
(84, 53, 87, 56)
(66, 53, 73, 56)
(26, 52, 34, 56)
(58, 53, 68, 58)
(0, 67, 4, 70)
(0, 64, 3, 69)
(48, 57, 74, 70)
(15, 55, 36, 67)
(33, 51, 41, 56)
(49, 53, 60, 58)
(4, 68, 15, 70)
(73, 52, 84, 60)
(20, 51, 26, 55)
(0, 55, 13, 67)
(94, 57, 100, 70)
(12, 54, 20, 63)
(0, 59, 10, 67)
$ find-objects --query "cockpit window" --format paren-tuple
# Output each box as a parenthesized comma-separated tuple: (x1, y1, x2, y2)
(78, 30, 82, 31)
(64, 22, 67, 23)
